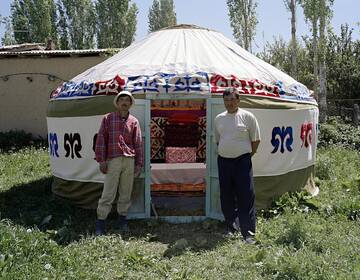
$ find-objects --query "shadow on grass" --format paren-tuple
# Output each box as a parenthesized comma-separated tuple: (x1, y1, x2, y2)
(0, 177, 229, 255)
(120, 218, 228, 257)
(0, 177, 97, 240)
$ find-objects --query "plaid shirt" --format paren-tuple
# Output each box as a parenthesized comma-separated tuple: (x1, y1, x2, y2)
(95, 111, 143, 168)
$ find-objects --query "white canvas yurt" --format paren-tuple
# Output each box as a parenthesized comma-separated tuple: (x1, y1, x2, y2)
(47, 25, 318, 220)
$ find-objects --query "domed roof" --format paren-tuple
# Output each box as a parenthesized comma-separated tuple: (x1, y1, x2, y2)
(52, 24, 315, 104)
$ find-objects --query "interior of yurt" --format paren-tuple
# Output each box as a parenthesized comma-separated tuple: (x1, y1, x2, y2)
(47, 24, 319, 221)
(149, 99, 207, 216)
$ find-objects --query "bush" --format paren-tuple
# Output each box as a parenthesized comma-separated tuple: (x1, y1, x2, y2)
(0, 130, 47, 152)
(261, 191, 320, 219)
(318, 117, 360, 151)
(336, 197, 360, 222)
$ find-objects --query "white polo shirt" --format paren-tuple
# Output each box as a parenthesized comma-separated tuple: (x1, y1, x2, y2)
(214, 108, 260, 158)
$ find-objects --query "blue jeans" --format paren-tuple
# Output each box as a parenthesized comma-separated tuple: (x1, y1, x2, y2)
(218, 153, 256, 237)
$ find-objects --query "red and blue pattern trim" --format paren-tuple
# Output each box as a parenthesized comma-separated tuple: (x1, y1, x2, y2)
(50, 72, 316, 104)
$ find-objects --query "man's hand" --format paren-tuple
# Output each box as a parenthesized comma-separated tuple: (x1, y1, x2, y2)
(99, 162, 108, 174)
(134, 165, 142, 177)
(251, 140, 260, 157)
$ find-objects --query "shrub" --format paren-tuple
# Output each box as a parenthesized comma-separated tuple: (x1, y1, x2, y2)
(261, 191, 320, 219)
(335, 197, 360, 222)
(318, 117, 360, 151)
(0, 130, 47, 152)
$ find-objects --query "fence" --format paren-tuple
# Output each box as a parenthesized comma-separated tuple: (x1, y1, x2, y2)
(327, 99, 360, 126)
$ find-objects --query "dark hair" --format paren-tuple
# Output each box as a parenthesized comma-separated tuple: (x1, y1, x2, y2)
(118, 94, 132, 103)
(223, 88, 240, 99)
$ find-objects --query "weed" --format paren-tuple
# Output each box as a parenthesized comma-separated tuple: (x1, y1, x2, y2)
(276, 215, 308, 250)
(261, 191, 320, 219)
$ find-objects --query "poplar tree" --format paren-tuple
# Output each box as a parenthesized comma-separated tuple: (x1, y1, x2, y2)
(10, 0, 30, 43)
(227, 0, 258, 52)
(57, 0, 69, 49)
(301, 0, 334, 122)
(10, 0, 58, 44)
(148, 0, 177, 32)
(58, 0, 96, 49)
(96, 0, 138, 48)
(1, 16, 16, 45)
(284, 0, 301, 79)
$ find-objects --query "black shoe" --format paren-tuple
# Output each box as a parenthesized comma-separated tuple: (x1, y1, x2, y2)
(95, 219, 105, 236)
(115, 215, 129, 232)
(244, 235, 256, 244)
(224, 225, 237, 237)
(232, 218, 240, 232)
(243, 230, 256, 244)
(225, 226, 235, 236)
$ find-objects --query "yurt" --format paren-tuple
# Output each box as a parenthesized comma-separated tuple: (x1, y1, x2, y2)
(47, 25, 318, 221)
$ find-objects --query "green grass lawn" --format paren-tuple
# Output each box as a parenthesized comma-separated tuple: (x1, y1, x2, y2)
(0, 146, 359, 279)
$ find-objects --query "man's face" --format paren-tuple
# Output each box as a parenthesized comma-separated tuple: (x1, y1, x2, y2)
(116, 95, 132, 111)
(223, 93, 240, 113)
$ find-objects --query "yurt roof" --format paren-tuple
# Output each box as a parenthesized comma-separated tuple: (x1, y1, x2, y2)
(50, 24, 316, 105)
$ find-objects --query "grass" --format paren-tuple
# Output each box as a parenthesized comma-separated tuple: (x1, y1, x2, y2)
(1, 146, 360, 279)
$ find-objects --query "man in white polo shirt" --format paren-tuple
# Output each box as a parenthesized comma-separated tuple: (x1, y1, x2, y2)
(214, 88, 260, 244)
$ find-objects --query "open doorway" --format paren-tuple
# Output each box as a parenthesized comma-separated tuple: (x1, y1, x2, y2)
(150, 99, 207, 216)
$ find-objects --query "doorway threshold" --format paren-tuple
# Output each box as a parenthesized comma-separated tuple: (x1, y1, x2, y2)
(153, 216, 207, 223)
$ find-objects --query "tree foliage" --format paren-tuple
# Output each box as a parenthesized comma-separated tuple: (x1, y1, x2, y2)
(258, 36, 313, 89)
(10, 0, 58, 45)
(58, 0, 96, 49)
(300, 0, 334, 122)
(227, 0, 258, 52)
(10, 0, 31, 43)
(259, 23, 360, 108)
(283, 0, 301, 79)
(96, 0, 138, 48)
(56, 0, 68, 49)
(326, 24, 360, 100)
(148, 0, 177, 33)
(6, 0, 138, 49)
(0, 15, 16, 45)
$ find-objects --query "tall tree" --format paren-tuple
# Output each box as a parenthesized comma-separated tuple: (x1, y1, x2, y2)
(48, 0, 57, 46)
(259, 24, 360, 109)
(2, 24, 16, 46)
(148, 0, 177, 32)
(326, 24, 360, 101)
(57, 0, 69, 49)
(10, 0, 58, 45)
(258, 36, 313, 88)
(96, 0, 138, 48)
(59, 0, 96, 49)
(227, 0, 258, 52)
(284, 0, 300, 79)
(1, 16, 16, 45)
(301, 0, 334, 122)
(10, 0, 31, 43)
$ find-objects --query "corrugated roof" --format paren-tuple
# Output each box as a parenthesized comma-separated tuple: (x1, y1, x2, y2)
(0, 42, 46, 52)
(0, 48, 120, 57)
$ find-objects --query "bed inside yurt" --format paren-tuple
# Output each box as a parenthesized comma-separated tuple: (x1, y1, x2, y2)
(47, 24, 318, 221)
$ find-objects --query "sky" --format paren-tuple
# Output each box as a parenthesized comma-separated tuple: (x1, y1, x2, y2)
(0, 0, 359, 51)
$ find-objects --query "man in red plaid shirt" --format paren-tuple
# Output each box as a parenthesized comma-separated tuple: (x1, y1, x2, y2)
(94, 91, 143, 235)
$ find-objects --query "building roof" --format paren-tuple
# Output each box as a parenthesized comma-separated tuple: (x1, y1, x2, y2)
(0, 42, 46, 52)
(0, 48, 119, 58)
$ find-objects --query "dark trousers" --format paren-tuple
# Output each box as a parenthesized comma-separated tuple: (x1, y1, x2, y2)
(218, 153, 256, 237)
